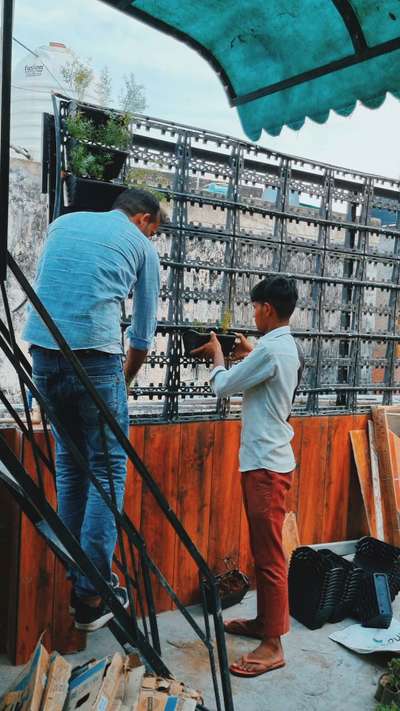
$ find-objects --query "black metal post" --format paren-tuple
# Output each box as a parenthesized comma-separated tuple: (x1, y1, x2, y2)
(0, 0, 13, 280)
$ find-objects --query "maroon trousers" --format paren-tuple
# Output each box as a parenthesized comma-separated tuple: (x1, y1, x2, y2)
(241, 468, 292, 638)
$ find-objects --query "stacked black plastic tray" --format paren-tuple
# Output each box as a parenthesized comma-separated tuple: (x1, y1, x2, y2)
(354, 537, 400, 601)
(289, 547, 346, 630)
(289, 537, 399, 630)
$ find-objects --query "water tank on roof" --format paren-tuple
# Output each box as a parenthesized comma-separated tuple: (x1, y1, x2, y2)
(11, 42, 99, 161)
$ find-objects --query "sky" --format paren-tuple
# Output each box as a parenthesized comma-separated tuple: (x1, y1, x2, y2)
(11, 0, 400, 179)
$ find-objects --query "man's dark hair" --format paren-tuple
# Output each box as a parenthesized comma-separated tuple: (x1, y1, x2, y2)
(112, 188, 160, 219)
(250, 275, 298, 319)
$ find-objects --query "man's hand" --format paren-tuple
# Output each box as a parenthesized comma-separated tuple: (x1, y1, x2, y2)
(124, 347, 148, 388)
(191, 332, 224, 367)
(231, 333, 253, 361)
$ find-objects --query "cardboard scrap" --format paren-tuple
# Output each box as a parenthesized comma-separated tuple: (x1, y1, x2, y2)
(0, 635, 49, 711)
(41, 652, 72, 711)
(0, 637, 204, 711)
(93, 653, 125, 711)
(329, 617, 400, 654)
(63, 658, 109, 711)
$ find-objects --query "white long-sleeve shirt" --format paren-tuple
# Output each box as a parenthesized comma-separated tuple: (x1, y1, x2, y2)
(210, 326, 300, 473)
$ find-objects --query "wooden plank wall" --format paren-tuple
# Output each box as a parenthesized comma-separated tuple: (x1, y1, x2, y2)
(0, 428, 20, 654)
(2, 413, 369, 663)
(3, 431, 86, 665)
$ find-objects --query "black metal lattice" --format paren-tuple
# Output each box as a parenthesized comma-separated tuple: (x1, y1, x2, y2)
(45, 95, 400, 422)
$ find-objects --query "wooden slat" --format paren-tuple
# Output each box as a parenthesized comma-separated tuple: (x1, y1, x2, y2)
(368, 421, 384, 540)
(140, 424, 181, 612)
(208, 420, 242, 573)
(372, 406, 400, 545)
(11, 433, 56, 664)
(322, 415, 355, 543)
(285, 417, 303, 513)
(350, 429, 377, 537)
(117, 425, 146, 613)
(124, 425, 146, 533)
(173, 422, 214, 605)
(0, 428, 20, 655)
(297, 416, 329, 544)
(52, 562, 86, 655)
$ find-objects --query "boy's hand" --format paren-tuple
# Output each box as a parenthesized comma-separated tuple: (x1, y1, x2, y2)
(191, 332, 223, 361)
(231, 333, 253, 361)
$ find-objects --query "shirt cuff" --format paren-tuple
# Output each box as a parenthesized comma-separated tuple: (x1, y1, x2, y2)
(210, 365, 226, 381)
(129, 337, 151, 350)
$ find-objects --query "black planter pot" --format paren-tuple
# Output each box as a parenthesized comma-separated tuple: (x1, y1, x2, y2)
(375, 674, 400, 707)
(66, 140, 129, 181)
(381, 686, 400, 707)
(65, 175, 126, 212)
(182, 330, 236, 358)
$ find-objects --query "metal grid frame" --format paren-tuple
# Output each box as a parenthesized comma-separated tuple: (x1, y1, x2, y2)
(47, 97, 400, 422)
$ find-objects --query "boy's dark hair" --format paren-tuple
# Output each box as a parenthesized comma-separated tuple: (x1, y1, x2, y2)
(112, 188, 160, 219)
(250, 275, 298, 319)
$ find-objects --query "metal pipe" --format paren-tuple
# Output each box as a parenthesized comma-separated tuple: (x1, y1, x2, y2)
(0, 0, 13, 280)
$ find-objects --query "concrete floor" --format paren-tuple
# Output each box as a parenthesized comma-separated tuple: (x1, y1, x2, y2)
(0, 591, 396, 710)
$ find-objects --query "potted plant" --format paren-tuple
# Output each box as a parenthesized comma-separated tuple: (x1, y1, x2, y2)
(65, 112, 130, 182)
(216, 308, 236, 356)
(376, 659, 400, 707)
(182, 311, 236, 359)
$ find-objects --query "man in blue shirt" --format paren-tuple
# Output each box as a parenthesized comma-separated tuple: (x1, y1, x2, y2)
(23, 188, 161, 631)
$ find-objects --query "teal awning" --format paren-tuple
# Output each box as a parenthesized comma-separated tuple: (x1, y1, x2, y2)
(102, 0, 400, 140)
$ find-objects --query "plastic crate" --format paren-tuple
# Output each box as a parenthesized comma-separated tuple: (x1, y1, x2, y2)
(289, 547, 346, 630)
(354, 537, 400, 601)
(319, 549, 364, 623)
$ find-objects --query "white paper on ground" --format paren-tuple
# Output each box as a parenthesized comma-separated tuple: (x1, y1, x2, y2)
(329, 618, 400, 654)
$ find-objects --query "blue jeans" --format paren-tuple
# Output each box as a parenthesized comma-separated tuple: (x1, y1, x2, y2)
(31, 347, 128, 597)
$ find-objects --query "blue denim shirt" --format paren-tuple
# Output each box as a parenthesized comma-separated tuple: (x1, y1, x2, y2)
(22, 209, 160, 353)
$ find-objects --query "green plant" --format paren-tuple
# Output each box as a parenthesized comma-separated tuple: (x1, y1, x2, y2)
(69, 144, 111, 180)
(376, 704, 399, 710)
(387, 660, 400, 693)
(96, 65, 112, 107)
(65, 113, 94, 142)
(220, 308, 232, 333)
(125, 167, 167, 202)
(98, 114, 132, 150)
(119, 72, 147, 113)
(61, 55, 94, 101)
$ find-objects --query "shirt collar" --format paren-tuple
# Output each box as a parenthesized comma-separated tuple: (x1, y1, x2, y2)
(111, 209, 131, 224)
(261, 325, 291, 342)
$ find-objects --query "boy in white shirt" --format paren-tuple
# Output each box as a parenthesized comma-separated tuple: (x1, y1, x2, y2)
(192, 275, 300, 678)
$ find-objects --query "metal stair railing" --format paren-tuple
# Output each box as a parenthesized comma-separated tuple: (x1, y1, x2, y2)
(0, 251, 234, 711)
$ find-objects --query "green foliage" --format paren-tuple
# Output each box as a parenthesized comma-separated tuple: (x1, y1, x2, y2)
(375, 704, 399, 711)
(69, 145, 112, 181)
(61, 56, 94, 101)
(65, 113, 94, 142)
(97, 114, 132, 150)
(96, 66, 112, 107)
(387, 660, 400, 693)
(66, 112, 131, 150)
(119, 72, 147, 114)
(220, 309, 232, 333)
(125, 167, 168, 202)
